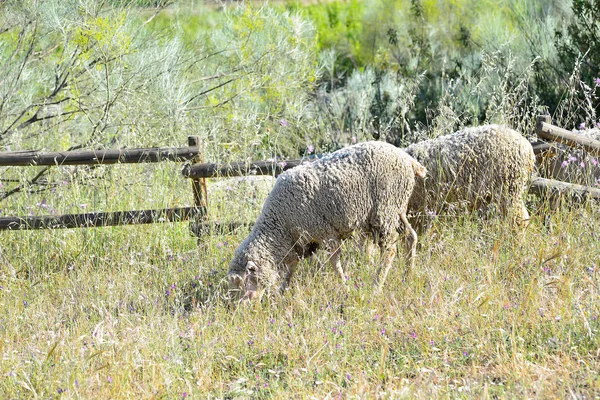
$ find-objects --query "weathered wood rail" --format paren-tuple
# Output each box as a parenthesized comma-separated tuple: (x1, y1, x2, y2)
(0, 146, 200, 166)
(0, 207, 202, 230)
(0, 137, 208, 231)
(182, 159, 309, 179)
(529, 177, 600, 203)
(536, 115, 600, 156)
(532, 115, 600, 203)
(182, 117, 600, 236)
(4, 117, 597, 234)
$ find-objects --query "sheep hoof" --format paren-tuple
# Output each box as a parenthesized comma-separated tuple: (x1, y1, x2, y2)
(241, 290, 259, 301)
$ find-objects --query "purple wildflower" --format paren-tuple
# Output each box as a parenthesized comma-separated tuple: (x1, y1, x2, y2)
(463, 351, 468, 357)
(307, 144, 314, 154)
(580, 161, 586, 168)
(182, 393, 187, 398)
(410, 332, 417, 339)
(561, 160, 568, 168)
(107, 376, 113, 383)
(579, 122, 586, 130)
(591, 158, 598, 166)
(280, 119, 287, 127)
(568, 155, 578, 162)
(595, 77, 600, 85)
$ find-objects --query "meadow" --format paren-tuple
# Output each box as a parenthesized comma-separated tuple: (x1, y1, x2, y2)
(1, 0, 599, 398)
(2, 186, 599, 397)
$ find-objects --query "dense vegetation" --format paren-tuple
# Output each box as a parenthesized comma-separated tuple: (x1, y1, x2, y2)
(0, 0, 599, 397)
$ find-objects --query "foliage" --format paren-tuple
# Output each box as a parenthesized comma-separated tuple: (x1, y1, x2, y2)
(555, 0, 600, 116)
(0, 0, 320, 203)
(289, 0, 572, 141)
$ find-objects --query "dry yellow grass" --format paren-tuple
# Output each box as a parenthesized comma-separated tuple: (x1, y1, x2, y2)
(1, 183, 598, 397)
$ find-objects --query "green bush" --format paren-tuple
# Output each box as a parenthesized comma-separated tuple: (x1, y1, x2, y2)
(555, 0, 600, 117)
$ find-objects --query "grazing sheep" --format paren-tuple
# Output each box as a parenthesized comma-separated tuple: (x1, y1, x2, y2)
(404, 125, 535, 232)
(538, 128, 600, 187)
(228, 141, 427, 300)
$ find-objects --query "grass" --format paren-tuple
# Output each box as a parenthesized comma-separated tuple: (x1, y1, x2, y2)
(1, 174, 599, 397)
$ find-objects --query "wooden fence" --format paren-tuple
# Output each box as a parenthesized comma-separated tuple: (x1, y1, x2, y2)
(2, 115, 597, 235)
(185, 115, 600, 236)
(532, 115, 600, 202)
(0, 136, 208, 231)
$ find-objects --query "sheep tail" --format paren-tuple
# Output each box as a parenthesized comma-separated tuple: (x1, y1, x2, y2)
(410, 158, 427, 178)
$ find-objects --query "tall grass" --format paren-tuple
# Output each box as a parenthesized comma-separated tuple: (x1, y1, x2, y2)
(1, 195, 599, 397)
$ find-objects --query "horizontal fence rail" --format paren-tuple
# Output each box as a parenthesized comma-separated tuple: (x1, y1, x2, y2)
(530, 141, 554, 155)
(182, 159, 312, 179)
(529, 177, 600, 202)
(190, 221, 253, 236)
(0, 146, 200, 166)
(0, 206, 205, 230)
(536, 115, 600, 156)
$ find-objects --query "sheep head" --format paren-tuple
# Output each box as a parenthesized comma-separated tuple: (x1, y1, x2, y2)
(228, 260, 263, 301)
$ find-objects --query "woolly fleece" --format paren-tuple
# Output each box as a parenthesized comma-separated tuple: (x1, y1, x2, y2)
(228, 141, 426, 296)
(405, 124, 535, 231)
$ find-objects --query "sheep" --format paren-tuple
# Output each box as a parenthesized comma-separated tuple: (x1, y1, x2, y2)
(404, 124, 536, 233)
(227, 141, 427, 300)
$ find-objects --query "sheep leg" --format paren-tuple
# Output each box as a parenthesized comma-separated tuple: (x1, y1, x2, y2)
(328, 246, 346, 283)
(279, 259, 298, 293)
(360, 234, 376, 264)
(373, 235, 398, 293)
(400, 212, 418, 275)
(516, 202, 530, 235)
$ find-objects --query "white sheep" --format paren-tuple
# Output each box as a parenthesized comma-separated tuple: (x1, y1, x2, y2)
(404, 124, 536, 232)
(227, 141, 427, 300)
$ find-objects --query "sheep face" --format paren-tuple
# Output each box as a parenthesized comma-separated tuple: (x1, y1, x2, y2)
(228, 261, 264, 301)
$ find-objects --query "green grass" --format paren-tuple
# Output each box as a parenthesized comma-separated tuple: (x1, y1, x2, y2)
(1, 180, 599, 397)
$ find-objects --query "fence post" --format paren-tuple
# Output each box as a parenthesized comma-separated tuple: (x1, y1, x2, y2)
(188, 136, 208, 244)
(536, 114, 552, 127)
